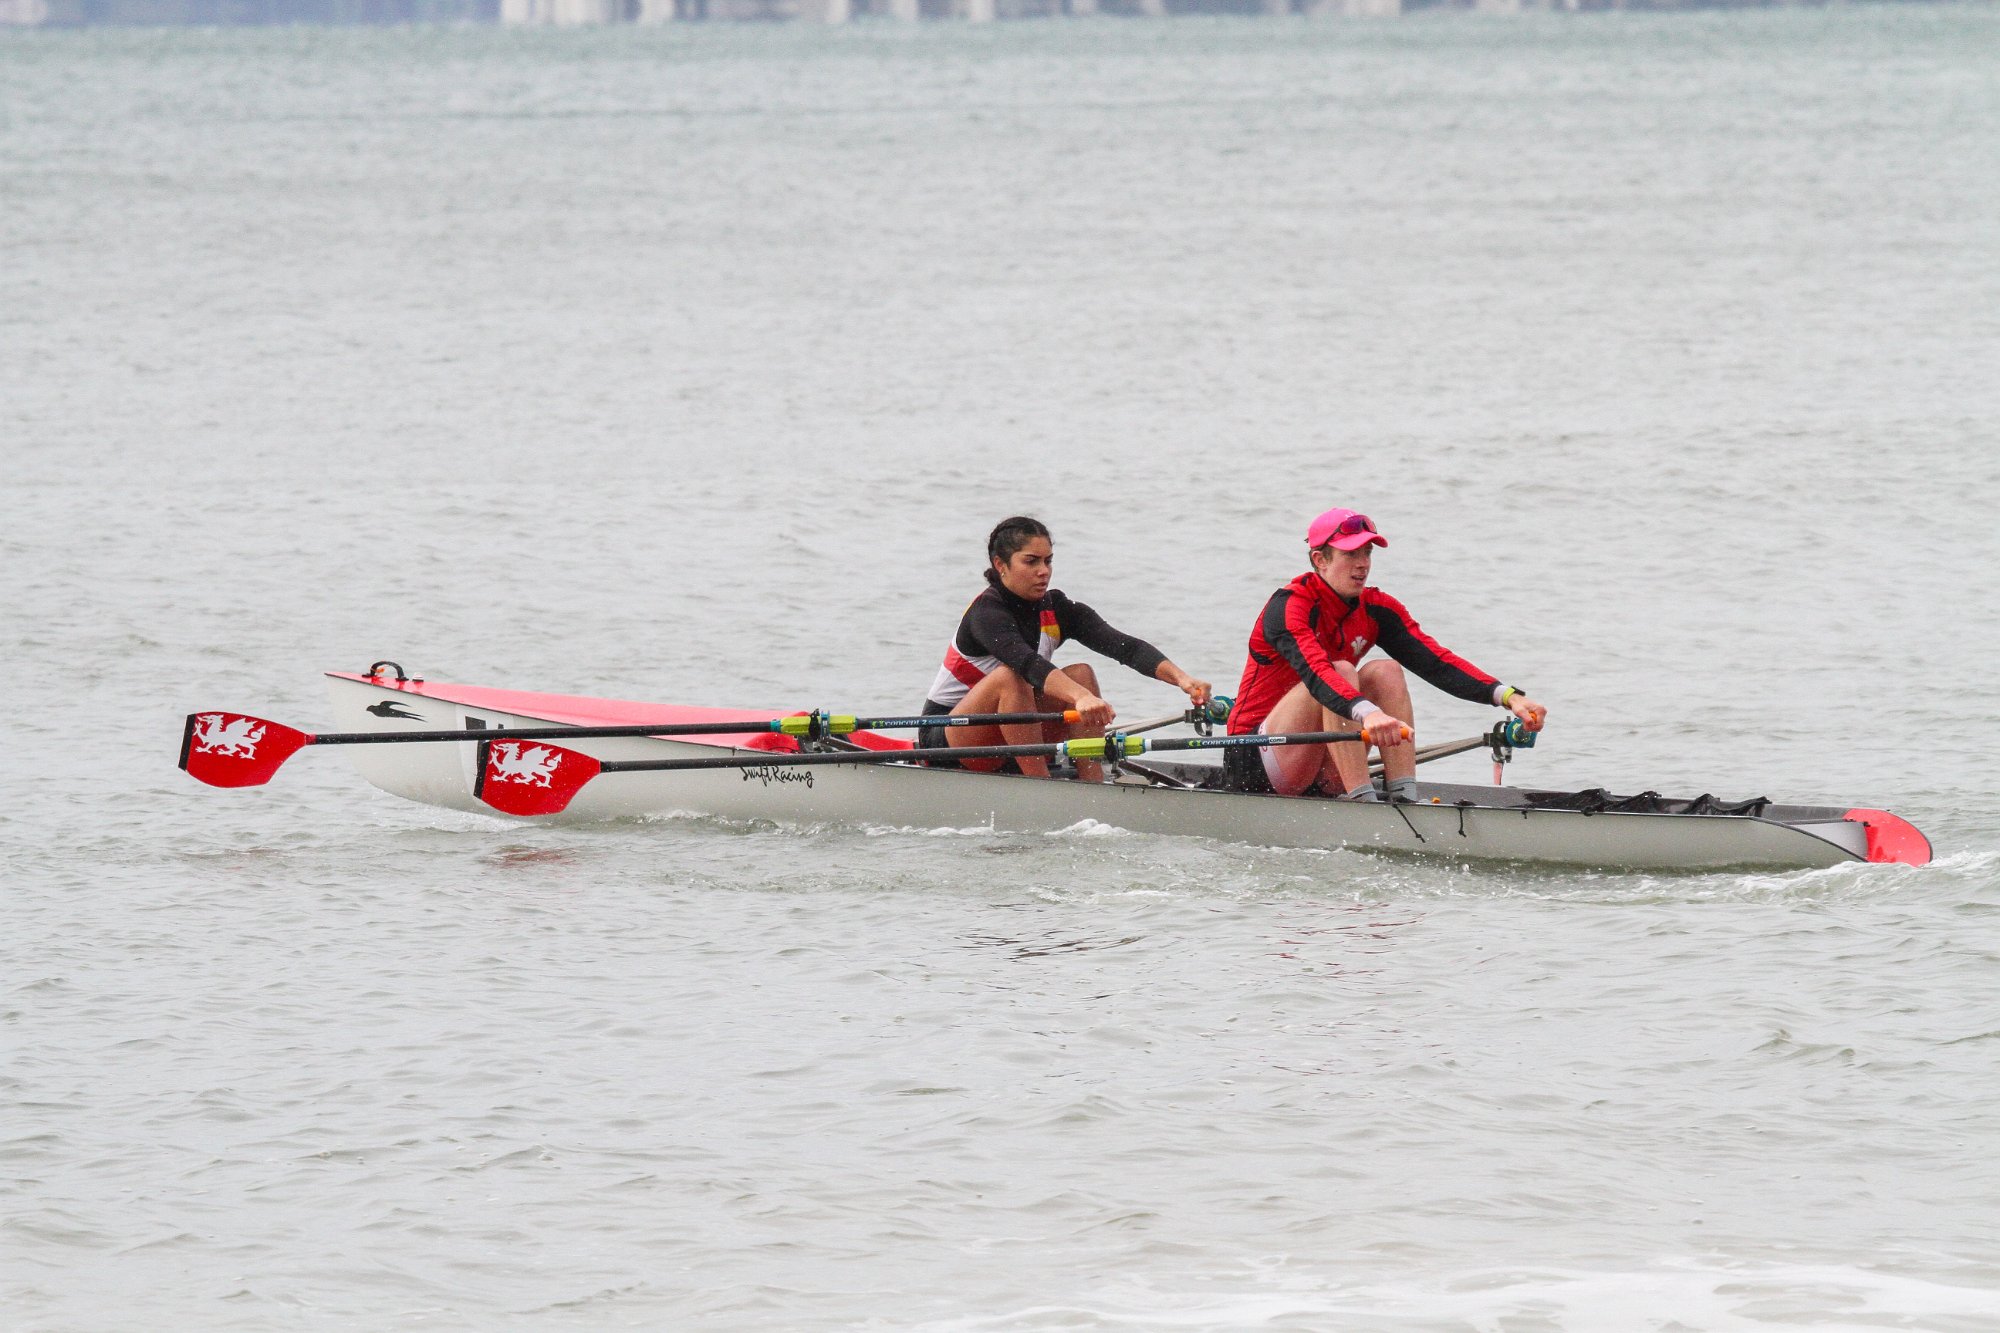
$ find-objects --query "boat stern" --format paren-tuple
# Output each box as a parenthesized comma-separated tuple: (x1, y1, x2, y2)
(1843, 808, 1933, 866)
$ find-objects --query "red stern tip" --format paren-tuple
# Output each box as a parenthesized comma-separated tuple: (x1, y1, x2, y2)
(1844, 808, 1933, 867)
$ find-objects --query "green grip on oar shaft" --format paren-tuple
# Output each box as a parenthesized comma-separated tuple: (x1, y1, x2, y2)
(775, 713, 857, 737)
(1059, 736, 1146, 760)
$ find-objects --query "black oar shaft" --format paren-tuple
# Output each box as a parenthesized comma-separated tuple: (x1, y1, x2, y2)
(307, 710, 1077, 747)
(851, 712, 1075, 730)
(1141, 729, 1368, 752)
(599, 742, 1068, 773)
(312, 722, 759, 745)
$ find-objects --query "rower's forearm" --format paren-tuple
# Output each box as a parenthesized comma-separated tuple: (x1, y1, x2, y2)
(1154, 660, 1213, 705)
(1038, 670, 1090, 707)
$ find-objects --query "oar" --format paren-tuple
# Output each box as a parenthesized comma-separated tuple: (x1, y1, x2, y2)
(1391, 733, 1493, 769)
(178, 707, 1083, 790)
(1110, 696, 1235, 738)
(1367, 721, 1537, 777)
(1107, 708, 1198, 737)
(474, 726, 1414, 817)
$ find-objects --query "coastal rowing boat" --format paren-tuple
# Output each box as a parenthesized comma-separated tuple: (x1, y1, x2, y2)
(179, 667, 1923, 872)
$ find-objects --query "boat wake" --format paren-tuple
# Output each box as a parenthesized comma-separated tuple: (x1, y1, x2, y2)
(860, 822, 1003, 839)
(1045, 819, 1133, 839)
(916, 1257, 2000, 1332)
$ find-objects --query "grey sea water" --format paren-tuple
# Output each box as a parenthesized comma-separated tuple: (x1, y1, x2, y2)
(6, 8, 2000, 1329)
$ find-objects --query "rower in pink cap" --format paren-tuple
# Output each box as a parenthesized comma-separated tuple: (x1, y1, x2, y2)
(1221, 508, 1548, 801)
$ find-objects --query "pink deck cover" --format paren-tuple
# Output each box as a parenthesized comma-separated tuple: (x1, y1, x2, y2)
(328, 674, 912, 751)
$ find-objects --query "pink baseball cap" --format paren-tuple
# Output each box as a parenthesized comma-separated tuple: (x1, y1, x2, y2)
(1305, 508, 1387, 551)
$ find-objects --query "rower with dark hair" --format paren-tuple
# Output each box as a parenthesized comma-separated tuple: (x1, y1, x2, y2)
(1224, 508, 1548, 801)
(921, 516, 1211, 781)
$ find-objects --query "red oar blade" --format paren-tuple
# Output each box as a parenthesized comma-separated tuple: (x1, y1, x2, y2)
(474, 739, 601, 817)
(179, 713, 313, 788)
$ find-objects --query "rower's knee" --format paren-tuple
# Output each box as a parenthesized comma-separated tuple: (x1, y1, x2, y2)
(983, 666, 1036, 706)
(1268, 682, 1324, 733)
(1357, 659, 1402, 686)
(1358, 659, 1408, 702)
(1060, 663, 1100, 692)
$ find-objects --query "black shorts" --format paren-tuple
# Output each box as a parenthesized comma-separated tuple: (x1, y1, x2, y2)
(1221, 743, 1274, 794)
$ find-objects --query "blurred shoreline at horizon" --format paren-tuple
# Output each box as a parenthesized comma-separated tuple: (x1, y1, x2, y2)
(4, 0, 1978, 33)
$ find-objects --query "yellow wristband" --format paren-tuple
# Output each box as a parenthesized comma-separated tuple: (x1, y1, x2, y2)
(1499, 686, 1519, 707)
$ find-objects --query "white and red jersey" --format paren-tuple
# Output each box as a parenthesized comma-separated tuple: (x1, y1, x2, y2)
(925, 579, 1167, 712)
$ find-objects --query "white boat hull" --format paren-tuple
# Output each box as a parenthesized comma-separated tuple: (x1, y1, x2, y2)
(323, 674, 1892, 872)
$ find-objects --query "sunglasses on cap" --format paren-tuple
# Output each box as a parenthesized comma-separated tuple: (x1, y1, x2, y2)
(1322, 513, 1376, 539)
(1307, 513, 1379, 547)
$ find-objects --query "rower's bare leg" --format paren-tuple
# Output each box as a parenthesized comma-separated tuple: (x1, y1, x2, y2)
(1039, 663, 1105, 782)
(1262, 681, 1356, 796)
(1357, 660, 1415, 788)
(1320, 662, 1375, 795)
(948, 666, 1053, 778)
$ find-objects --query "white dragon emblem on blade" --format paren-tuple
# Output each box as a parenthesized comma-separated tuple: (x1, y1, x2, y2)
(194, 714, 266, 759)
(488, 741, 561, 787)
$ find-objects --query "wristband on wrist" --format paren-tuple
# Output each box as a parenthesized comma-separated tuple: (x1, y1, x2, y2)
(1497, 686, 1519, 708)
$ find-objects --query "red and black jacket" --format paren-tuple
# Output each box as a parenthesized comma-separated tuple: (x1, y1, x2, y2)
(1228, 572, 1500, 734)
